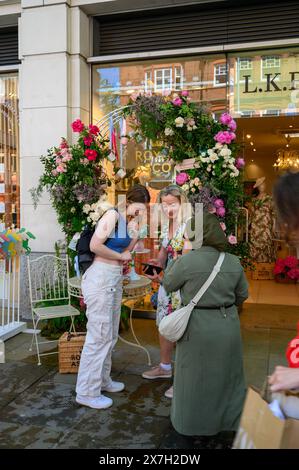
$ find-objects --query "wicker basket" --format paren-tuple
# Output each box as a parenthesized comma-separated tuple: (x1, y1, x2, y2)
(58, 332, 86, 374)
(251, 262, 275, 280)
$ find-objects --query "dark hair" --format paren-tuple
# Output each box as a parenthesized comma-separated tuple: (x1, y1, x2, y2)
(127, 184, 150, 204)
(273, 171, 299, 231)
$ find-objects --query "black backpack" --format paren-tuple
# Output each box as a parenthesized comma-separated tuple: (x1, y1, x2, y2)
(76, 226, 95, 274)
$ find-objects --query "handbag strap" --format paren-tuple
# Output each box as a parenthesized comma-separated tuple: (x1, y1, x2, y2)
(190, 252, 225, 308)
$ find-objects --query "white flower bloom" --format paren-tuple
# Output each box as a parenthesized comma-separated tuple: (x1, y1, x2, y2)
(209, 154, 219, 163)
(192, 125, 197, 130)
(212, 171, 216, 175)
(87, 216, 91, 222)
(175, 117, 185, 127)
(83, 204, 91, 214)
(200, 151, 206, 156)
(182, 183, 189, 192)
(191, 187, 196, 193)
(194, 177, 200, 185)
(214, 142, 223, 150)
(165, 127, 174, 136)
(189, 180, 194, 187)
(207, 149, 214, 155)
(207, 165, 212, 172)
(70, 207, 76, 214)
(219, 147, 231, 157)
(187, 126, 193, 131)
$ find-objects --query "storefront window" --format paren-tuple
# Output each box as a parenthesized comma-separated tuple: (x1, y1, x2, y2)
(92, 55, 227, 187)
(0, 74, 19, 230)
(228, 48, 299, 117)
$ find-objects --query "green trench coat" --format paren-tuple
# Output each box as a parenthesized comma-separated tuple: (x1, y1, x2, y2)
(163, 246, 249, 436)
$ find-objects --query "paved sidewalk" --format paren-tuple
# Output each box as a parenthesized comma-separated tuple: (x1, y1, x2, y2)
(0, 304, 294, 449)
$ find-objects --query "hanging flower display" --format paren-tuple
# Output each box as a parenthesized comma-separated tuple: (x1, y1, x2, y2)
(31, 120, 113, 239)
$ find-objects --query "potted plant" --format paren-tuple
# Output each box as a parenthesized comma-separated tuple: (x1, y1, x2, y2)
(274, 256, 299, 283)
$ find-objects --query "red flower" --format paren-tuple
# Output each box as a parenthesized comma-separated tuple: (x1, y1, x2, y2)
(71, 119, 85, 133)
(89, 124, 100, 135)
(83, 136, 93, 146)
(274, 264, 285, 275)
(284, 256, 298, 269)
(287, 268, 299, 280)
(84, 149, 97, 161)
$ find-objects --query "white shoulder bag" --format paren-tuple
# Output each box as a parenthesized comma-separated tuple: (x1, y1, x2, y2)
(158, 252, 225, 342)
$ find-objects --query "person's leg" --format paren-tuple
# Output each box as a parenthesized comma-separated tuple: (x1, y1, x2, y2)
(76, 266, 113, 398)
(159, 333, 174, 365)
(101, 273, 123, 389)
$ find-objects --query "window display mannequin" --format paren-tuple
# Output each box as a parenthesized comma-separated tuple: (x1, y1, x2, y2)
(250, 176, 275, 262)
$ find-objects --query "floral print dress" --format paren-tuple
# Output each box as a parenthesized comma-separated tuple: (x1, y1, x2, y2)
(250, 196, 275, 262)
(156, 223, 186, 326)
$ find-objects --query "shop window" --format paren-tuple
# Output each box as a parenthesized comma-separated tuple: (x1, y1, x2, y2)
(239, 59, 252, 70)
(0, 74, 19, 229)
(214, 63, 227, 86)
(144, 70, 152, 92)
(174, 66, 183, 90)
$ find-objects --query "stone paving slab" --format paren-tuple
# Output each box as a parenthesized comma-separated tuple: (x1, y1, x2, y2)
(0, 421, 63, 449)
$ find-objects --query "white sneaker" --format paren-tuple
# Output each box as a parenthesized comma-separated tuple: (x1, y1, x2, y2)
(101, 381, 125, 393)
(76, 394, 113, 409)
(164, 385, 173, 399)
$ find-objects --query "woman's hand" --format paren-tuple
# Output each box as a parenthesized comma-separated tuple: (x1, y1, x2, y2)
(148, 258, 163, 267)
(119, 251, 132, 262)
(268, 366, 299, 392)
(144, 269, 163, 283)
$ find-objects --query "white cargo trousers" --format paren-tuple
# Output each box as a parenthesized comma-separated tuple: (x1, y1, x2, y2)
(76, 261, 123, 397)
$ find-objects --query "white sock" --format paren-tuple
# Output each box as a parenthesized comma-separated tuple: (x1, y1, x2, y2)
(160, 362, 172, 371)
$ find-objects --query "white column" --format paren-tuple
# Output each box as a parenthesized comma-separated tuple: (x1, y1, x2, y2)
(19, 1, 91, 252)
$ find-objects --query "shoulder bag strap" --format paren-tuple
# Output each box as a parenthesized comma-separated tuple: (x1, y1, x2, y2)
(189, 252, 225, 307)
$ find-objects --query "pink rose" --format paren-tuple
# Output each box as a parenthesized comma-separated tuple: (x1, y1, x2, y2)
(216, 206, 226, 218)
(220, 222, 226, 232)
(228, 234, 237, 245)
(55, 157, 62, 165)
(214, 131, 236, 144)
(84, 149, 97, 161)
(172, 97, 183, 106)
(228, 119, 237, 131)
(71, 119, 85, 133)
(284, 256, 298, 269)
(220, 113, 233, 126)
(59, 139, 68, 149)
(84, 136, 93, 146)
(62, 154, 72, 162)
(235, 158, 245, 169)
(56, 165, 66, 173)
(274, 264, 284, 275)
(214, 198, 224, 208)
(52, 169, 58, 176)
(176, 172, 189, 185)
(88, 125, 99, 135)
(181, 90, 189, 97)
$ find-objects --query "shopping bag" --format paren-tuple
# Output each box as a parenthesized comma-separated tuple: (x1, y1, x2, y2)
(233, 387, 299, 449)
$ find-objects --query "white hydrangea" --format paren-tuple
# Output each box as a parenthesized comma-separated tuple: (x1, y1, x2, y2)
(165, 127, 174, 136)
(219, 147, 232, 157)
(175, 117, 185, 127)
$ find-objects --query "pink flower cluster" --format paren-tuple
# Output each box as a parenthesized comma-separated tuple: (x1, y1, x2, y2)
(214, 130, 236, 145)
(235, 157, 245, 169)
(52, 140, 72, 176)
(176, 172, 189, 185)
(220, 113, 237, 132)
(274, 256, 299, 280)
(214, 198, 226, 218)
(172, 90, 189, 106)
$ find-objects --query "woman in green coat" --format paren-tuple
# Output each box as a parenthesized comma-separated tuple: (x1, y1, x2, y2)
(162, 212, 248, 436)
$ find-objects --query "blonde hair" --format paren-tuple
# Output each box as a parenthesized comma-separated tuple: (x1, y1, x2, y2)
(156, 184, 192, 227)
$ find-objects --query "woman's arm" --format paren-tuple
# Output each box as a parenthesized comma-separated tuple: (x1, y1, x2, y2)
(90, 210, 130, 262)
(235, 270, 249, 306)
(163, 256, 186, 293)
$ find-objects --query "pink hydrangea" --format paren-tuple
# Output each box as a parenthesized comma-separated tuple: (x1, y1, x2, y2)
(228, 234, 237, 245)
(52, 169, 58, 176)
(228, 119, 237, 131)
(71, 119, 85, 133)
(216, 206, 226, 218)
(220, 113, 233, 126)
(172, 97, 183, 106)
(88, 125, 100, 135)
(214, 198, 224, 208)
(284, 256, 298, 269)
(176, 172, 189, 185)
(56, 165, 66, 173)
(235, 158, 245, 169)
(181, 90, 189, 97)
(214, 131, 236, 144)
(84, 149, 97, 161)
(84, 136, 93, 146)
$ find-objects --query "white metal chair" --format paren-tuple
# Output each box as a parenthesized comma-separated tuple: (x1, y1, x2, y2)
(27, 254, 80, 365)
